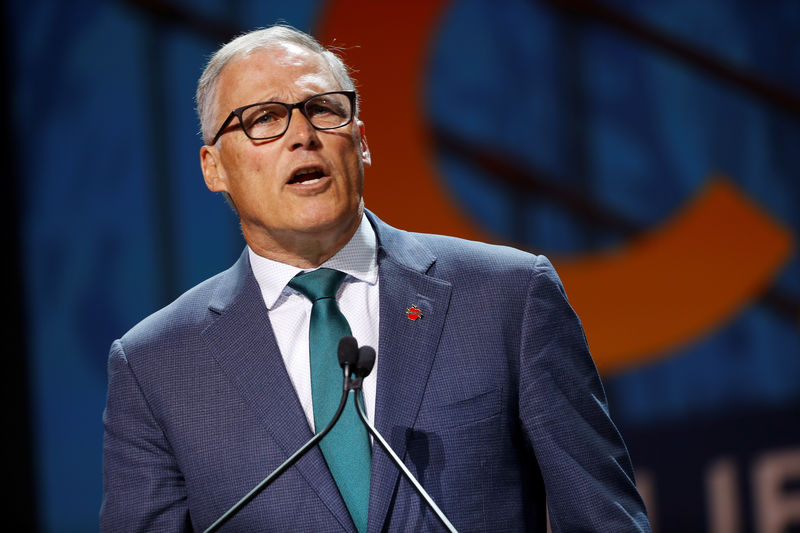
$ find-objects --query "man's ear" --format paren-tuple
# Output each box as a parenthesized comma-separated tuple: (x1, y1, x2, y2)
(200, 144, 228, 193)
(357, 120, 371, 169)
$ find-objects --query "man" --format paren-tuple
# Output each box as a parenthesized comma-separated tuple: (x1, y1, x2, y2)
(101, 25, 650, 532)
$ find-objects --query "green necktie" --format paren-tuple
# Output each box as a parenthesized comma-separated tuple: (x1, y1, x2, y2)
(288, 268, 371, 532)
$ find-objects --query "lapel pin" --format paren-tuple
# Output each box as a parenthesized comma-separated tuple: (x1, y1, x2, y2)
(406, 305, 423, 321)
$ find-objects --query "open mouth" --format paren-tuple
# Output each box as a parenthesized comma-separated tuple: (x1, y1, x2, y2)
(289, 167, 326, 185)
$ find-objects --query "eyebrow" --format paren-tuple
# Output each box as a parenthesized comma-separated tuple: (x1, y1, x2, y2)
(249, 89, 334, 105)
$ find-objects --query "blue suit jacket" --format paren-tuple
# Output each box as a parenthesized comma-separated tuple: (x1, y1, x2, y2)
(101, 211, 650, 532)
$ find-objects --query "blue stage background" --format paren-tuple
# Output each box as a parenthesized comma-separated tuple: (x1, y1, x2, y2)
(8, 0, 799, 531)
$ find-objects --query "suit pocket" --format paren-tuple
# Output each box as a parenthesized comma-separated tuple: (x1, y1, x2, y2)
(422, 387, 502, 430)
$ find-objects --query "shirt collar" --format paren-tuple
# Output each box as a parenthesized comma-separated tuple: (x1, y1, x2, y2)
(248, 213, 378, 309)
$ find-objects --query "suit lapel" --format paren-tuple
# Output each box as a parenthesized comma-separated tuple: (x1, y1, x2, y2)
(200, 251, 354, 531)
(365, 214, 453, 533)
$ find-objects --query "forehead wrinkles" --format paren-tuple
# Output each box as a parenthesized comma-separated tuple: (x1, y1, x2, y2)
(215, 45, 337, 112)
(268, 46, 339, 94)
(270, 42, 321, 68)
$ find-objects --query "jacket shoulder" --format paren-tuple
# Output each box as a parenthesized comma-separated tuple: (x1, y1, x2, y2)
(410, 231, 558, 282)
(118, 259, 242, 358)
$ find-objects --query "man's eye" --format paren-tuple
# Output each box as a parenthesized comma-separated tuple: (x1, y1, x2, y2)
(254, 112, 278, 124)
(244, 108, 285, 131)
(308, 104, 336, 116)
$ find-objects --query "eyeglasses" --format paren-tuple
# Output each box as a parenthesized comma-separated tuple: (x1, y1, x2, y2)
(209, 90, 356, 145)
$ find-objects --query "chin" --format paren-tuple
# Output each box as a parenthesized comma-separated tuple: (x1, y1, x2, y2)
(294, 207, 358, 236)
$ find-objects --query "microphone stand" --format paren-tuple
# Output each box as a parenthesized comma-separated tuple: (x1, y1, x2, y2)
(205, 338, 458, 532)
(204, 373, 352, 533)
(352, 388, 458, 533)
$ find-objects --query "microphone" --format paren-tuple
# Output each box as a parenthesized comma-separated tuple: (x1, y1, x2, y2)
(354, 346, 375, 379)
(348, 345, 459, 533)
(345, 344, 375, 392)
(338, 335, 359, 376)
(204, 336, 359, 533)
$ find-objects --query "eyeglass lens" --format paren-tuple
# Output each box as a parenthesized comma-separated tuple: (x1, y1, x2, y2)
(241, 93, 352, 139)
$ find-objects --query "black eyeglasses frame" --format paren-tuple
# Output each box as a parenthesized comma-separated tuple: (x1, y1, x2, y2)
(208, 90, 357, 146)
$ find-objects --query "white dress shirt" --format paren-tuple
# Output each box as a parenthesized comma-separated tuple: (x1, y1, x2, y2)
(248, 214, 380, 432)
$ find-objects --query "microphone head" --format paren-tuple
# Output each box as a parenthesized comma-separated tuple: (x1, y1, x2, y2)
(338, 336, 359, 368)
(354, 346, 376, 378)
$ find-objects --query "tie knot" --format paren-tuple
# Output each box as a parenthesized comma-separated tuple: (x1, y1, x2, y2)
(288, 268, 347, 302)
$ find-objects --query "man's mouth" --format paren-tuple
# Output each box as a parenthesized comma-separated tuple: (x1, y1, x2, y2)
(289, 167, 326, 185)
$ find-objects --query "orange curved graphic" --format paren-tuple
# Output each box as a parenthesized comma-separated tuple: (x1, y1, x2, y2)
(554, 177, 792, 373)
(317, 0, 482, 240)
(317, 2, 795, 374)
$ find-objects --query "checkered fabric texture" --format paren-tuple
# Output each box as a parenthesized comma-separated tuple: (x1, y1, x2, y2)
(101, 211, 650, 532)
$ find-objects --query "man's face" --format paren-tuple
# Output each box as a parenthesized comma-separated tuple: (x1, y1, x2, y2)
(200, 44, 370, 262)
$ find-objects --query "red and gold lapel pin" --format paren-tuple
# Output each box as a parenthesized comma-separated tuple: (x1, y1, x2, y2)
(406, 305, 423, 321)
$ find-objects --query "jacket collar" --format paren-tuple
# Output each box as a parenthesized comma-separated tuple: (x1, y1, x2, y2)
(204, 211, 453, 532)
(365, 210, 453, 532)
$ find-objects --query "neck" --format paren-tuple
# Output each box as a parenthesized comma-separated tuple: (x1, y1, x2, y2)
(243, 212, 362, 269)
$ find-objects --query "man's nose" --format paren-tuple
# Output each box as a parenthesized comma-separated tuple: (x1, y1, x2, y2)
(284, 107, 319, 148)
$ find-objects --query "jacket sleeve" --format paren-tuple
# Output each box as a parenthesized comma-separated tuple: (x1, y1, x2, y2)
(518, 255, 651, 532)
(100, 339, 192, 532)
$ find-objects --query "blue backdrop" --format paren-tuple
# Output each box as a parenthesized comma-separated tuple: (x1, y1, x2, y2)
(9, 0, 799, 531)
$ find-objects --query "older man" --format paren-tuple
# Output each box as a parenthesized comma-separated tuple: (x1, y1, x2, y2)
(101, 25, 650, 532)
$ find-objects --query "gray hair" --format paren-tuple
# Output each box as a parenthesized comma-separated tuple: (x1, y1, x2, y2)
(196, 25, 358, 145)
